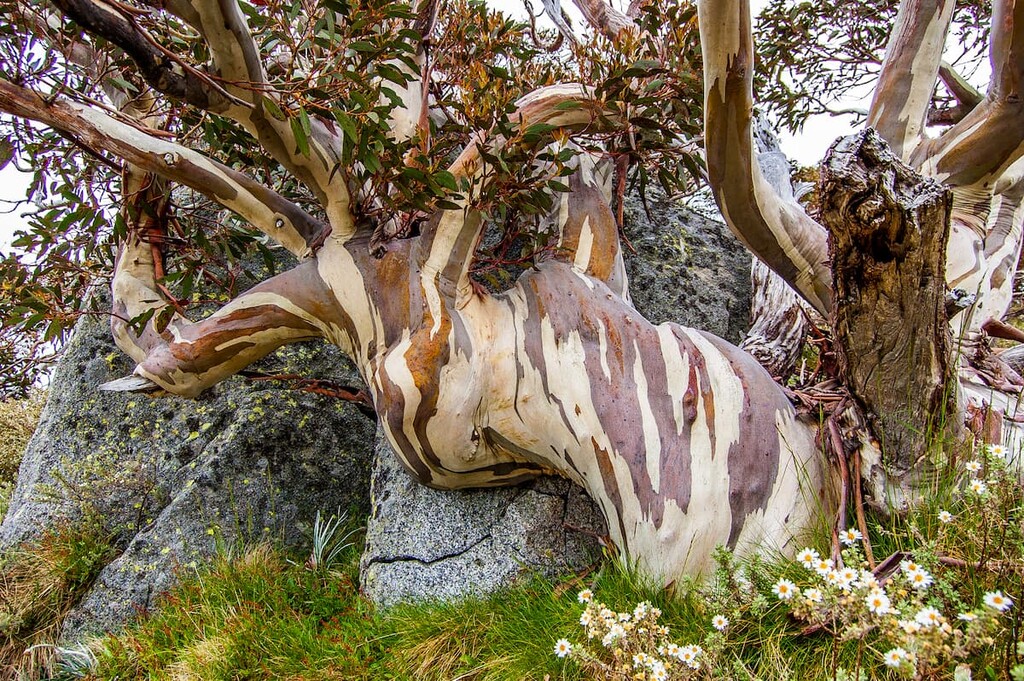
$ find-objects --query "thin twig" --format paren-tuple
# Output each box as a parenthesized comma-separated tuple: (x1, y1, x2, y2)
(852, 447, 875, 568)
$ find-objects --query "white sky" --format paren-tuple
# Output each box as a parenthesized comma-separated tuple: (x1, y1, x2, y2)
(0, 0, 854, 252)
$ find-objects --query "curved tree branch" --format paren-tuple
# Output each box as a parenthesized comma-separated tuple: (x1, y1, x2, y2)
(696, 0, 832, 316)
(52, 0, 353, 229)
(416, 84, 614, 306)
(0, 79, 330, 257)
(155, 0, 354, 222)
(570, 0, 636, 42)
(939, 61, 983, 111)
(49, 0, 240, 112)
(866, 0, 955, 160)
(911, 0, 1024, 187)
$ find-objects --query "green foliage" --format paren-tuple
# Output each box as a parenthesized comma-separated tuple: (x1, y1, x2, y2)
(0, 0, 709, 391)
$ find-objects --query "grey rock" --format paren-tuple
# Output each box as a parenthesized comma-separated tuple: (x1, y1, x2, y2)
(360, 429, 606, 607)
(1, 298, 376, 639)
(622, 188, 752, 344)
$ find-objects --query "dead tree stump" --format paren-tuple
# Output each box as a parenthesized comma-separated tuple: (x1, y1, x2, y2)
(820, 129, 956, 478)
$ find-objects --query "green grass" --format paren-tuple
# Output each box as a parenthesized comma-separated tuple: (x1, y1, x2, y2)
(0, 393, 1018, 680)
(80, 450, 1022, 681)
(80, 540, 890, 681)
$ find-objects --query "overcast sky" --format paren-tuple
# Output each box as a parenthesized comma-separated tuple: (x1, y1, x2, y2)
(0, 0, 854, 252)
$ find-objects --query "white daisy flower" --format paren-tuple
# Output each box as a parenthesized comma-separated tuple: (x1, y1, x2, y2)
(989, 444, 1007, 458)
(633, 602, 649, 619)
(712, 614, 729, 630)
(957, 612, 978, 621)
(965, 460, 982, 473)
(883, 647, 906, 668)
(796, 547, 819, 568)
(665, 642, 681, 657)
(907, 567, 933, 590)
(865, 590, 892, 615)
(577, 589, 593, 604)
(554, 639, 572, 658)
(969, 479, 988, 494)
(898, 619, 921, 634)
(915, 607, 943, 628)
(855, 570, 879, 590)
(824, 569, 841, 586)
(938, 510, 953, 523)
(813, 558, 835, 576)
(677, 644, 702, 669)
(803, 587, 823, 603)
(579, 610, 592, 627)
(983, 591, 1013, 612)
(839, 527, 862, 546)
(773, 579, 798, 600)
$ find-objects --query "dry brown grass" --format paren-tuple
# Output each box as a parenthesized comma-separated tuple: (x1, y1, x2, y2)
(0, 391, 45, 483)
(0, 522, 115, 680)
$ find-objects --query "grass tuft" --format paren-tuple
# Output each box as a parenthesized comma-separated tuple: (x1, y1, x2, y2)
(0, 519, 115, 678)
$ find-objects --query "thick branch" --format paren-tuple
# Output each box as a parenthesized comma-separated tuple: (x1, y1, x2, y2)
(570, 0, 636, 42)
(417, 84, 613, 304)
(866, 0, 955, 160)
(382, 0, 439, 143)
(911, 0, 1024, 186)
(0, 79, 329, 257)
(989, 0, 1024, 100)
(50, 0, 234, 113)
(119, 260, 337, 397)
(58, 0, 350, 222)
(939, 61, 983, 110)
(696, 0, 832, 315)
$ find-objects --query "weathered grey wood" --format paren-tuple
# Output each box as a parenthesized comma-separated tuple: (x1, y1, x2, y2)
(820, 129, 956, 475)
(742, 259, 809, 379)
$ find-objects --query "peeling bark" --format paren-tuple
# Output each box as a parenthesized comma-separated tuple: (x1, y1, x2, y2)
(741, 260, 808, 379)
(820, 129, 956, 475)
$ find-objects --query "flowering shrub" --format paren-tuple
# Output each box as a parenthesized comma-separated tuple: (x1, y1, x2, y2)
(778, 541, 1011, 677)
(773, 441, 1021, 678)
(553, 442, 1023, 678)
(553, 588, 719, 680)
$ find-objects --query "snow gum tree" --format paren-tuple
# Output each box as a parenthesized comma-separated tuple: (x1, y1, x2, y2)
(0, 0, 1022, 584)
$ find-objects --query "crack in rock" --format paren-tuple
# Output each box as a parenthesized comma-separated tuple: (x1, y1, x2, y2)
(366, 532, 495, 567)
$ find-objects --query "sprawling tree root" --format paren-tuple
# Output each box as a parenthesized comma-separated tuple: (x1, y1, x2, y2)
(17, 0, 1024, 587)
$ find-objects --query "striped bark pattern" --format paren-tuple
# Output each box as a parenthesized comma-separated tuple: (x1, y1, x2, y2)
(118, 145, 830, 582)
(15, 0, 1024, 583)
